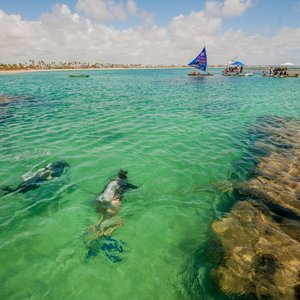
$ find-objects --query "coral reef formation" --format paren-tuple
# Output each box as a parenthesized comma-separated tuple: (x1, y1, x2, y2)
(212, 116, 300, 300)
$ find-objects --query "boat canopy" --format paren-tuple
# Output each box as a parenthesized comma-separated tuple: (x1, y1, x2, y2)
(227, 60, 245, 67)
(281, 62, 295, 66)
(188, 47, 207, 72)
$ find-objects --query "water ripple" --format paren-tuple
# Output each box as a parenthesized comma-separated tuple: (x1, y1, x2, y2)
(0, 69, 300, 299)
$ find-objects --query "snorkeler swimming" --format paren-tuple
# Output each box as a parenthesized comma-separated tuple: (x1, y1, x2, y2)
(84, 170, 138, 260)
(1, 160, 69, 195)
(90, 169, 138, 237)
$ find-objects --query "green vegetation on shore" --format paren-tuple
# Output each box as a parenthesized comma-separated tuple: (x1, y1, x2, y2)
(1, 61, 298, 72)
(0, 60, 187, 71)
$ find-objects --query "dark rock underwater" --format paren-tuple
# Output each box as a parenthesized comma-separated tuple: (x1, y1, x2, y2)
(211, 116, 300, 300)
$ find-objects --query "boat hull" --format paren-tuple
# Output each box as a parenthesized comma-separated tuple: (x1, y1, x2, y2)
(285, 74, 299, 77)
(262, 74, 299, 78)
(68, 75, 90, 78)
(188, 73, 213, 77)
(223, 72, 253, 77)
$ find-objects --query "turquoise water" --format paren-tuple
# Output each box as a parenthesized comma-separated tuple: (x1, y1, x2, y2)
(0, 69, 299, 300)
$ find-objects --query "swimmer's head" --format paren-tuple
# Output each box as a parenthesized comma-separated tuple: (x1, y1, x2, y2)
(118, 169, 128, 179)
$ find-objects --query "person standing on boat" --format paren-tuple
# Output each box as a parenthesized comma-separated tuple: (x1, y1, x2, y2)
(269, 67, 273, 76)
(280, 65, 284, 76)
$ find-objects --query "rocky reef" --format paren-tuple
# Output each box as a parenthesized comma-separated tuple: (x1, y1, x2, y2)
(212, 116, 300, 300)
(0, 96, 15, 104)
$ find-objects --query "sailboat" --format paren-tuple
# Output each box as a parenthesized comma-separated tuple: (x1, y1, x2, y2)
(188, 47, 213, 77)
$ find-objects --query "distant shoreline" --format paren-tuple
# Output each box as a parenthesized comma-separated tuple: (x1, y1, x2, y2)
(0, 66, 188, 74)
(1, 66, 299, 74)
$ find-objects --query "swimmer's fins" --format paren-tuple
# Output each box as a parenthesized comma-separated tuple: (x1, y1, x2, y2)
(86, 236, 125, 263)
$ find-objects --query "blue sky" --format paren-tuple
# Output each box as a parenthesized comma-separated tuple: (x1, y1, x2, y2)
(0, 0, 300, 64)
(223, 0, 300, 34)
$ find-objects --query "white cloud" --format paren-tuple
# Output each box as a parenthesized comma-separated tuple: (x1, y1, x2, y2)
(222, 0, 252, 17)
(75, 0, 147, 22)
(204, 1, 223, 17)
(75, 0, 154, 27)
(169, 11, 222, 51)
(205, 0, 252, 17)
(0, 1, 299, 66)
(127, 0, 137, 15)
(75, 0, 125, 21)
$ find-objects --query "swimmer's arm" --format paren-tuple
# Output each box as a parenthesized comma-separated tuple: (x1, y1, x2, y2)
(127, 183, 138, 189)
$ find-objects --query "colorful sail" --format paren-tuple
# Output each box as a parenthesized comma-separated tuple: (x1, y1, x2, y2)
(188, 47, 207, 72)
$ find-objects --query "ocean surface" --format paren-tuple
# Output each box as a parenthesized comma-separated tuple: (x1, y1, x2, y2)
(0, 68, 299, 300)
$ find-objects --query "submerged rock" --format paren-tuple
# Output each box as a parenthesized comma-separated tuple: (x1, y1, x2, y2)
(0, 97, 7, 103)
(211, 116, 300, 300)
(212, 200, 300, 299)
(0, 96, 15, 104)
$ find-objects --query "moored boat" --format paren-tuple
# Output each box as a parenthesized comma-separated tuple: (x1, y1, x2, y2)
(222, 59, 253, 76)
(188, 47, 213, 77)
(68, 74, 90, 78)
(262, 65, 299, 78)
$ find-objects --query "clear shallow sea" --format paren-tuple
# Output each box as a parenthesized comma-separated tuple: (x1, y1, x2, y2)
(0, 68, 299, 300)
